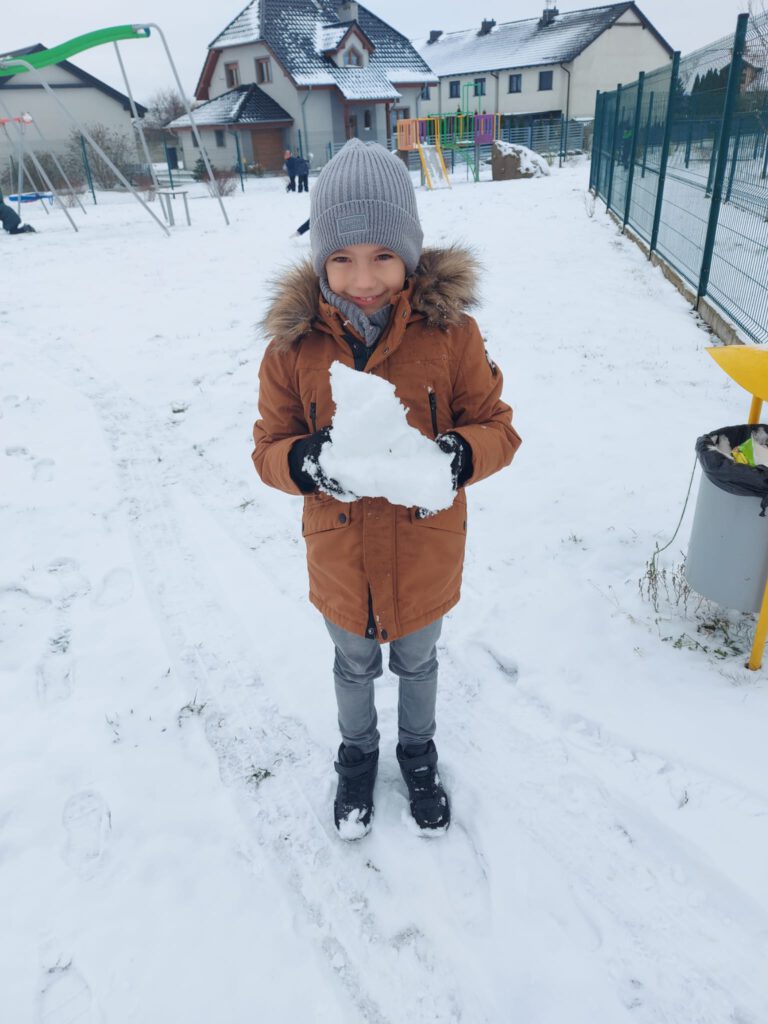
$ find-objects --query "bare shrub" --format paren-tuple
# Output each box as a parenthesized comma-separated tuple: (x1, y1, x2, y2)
(208, 169, 238, 197)
(64, 124, 141, 189)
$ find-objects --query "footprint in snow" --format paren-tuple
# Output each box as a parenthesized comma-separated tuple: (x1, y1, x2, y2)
(36, 655, 75, 704)
(91, 568, 133, 608)
(37, 959, 97, 1024)
(62, 791, 111, 877)
(33, 458, 56, 483)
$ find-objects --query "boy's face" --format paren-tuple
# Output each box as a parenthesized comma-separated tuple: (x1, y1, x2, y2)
(325, 245, 407, 314)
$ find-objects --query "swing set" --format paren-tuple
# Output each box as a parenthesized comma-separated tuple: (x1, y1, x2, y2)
(0, 25, 229, 233)
(396, 111, 500, 188)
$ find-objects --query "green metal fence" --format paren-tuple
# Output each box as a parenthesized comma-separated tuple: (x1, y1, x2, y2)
(591, 12, 768, 346)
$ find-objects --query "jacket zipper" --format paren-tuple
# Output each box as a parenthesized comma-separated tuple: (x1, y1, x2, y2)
(309, 400, 317, 432)
(428, 389, 438, 438)
(365, 589, 377, 639)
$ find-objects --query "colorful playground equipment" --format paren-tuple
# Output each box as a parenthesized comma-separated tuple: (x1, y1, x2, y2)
(0, 25, 228, 233)
(396, 113, 500, 188)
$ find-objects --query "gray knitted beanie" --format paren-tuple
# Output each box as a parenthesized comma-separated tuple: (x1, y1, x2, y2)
(310, 139, 423, 275)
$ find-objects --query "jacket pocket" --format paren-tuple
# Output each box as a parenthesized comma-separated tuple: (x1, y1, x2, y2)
(410, 491, 466, 533)
(302, 495, 352, 536)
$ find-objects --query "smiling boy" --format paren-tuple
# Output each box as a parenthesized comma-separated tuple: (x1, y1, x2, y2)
(253, 139, 521, 839)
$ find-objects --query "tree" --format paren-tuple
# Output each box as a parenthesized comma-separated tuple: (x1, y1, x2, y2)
(142, 88, 188, 129)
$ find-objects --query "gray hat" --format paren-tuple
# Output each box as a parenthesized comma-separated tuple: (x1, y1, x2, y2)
(310, 139, 423, 275)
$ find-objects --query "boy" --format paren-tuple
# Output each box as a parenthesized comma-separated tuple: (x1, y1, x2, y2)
(0, 188, 35, 235)
(253, 140, 520, 838)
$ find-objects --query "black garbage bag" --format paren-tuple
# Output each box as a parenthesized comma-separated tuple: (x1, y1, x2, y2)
(696, 424, 768, 515)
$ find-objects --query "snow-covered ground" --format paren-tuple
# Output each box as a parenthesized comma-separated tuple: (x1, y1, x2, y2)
(2, 163, 768, 1024)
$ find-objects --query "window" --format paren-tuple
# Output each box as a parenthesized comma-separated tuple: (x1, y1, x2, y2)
(343, 48, 362, 66)
(363, 109, 371, 130)
(420, 84, 431, 100)
(474, 77, 486, 97)
(449, 80, 460, 99)
(215, 130, 225, 148)
(255, 57, 272, 84)
(224, 62, 240, 88)
(508, 74, 522, 94)
(539, 70, 553, 91)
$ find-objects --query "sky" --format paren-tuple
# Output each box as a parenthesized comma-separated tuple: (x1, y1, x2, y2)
(1, 0, 752, 104)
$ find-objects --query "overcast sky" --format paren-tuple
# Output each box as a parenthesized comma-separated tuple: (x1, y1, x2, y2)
(2, 0, 751, 104)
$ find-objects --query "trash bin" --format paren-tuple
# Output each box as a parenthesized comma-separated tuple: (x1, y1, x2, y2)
(686, 424, 768, 614)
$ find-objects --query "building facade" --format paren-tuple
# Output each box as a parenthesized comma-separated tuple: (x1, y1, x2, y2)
(414, 3, 674, 123)
(170, 0, 436, 173)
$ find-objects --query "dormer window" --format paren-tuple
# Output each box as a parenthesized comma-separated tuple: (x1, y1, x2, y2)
(343, 47, 363, 66)
(224, 62, 240, 88)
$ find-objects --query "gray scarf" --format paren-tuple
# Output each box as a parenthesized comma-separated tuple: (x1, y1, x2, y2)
(320, 276, 394, 347)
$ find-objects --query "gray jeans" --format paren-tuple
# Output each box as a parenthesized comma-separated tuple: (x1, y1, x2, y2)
(324, 617, 443, 753)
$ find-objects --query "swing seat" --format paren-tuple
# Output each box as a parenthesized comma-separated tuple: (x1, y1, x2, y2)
(7, 191, 54, 204)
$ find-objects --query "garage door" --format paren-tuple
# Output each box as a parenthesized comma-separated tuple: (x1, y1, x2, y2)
(250, 128, 287, 173)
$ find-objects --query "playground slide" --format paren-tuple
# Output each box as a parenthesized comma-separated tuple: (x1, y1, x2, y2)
(418, 144, 451, 190)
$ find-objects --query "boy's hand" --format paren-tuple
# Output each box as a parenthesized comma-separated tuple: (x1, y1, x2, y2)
(288, 428, 352, 497)
(436, 432, 473, 490)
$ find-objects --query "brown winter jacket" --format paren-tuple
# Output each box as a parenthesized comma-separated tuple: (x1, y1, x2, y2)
(253, 246, 522, 642)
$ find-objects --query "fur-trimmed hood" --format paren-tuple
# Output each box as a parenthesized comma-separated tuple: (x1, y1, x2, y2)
(260, 245, 480, 349)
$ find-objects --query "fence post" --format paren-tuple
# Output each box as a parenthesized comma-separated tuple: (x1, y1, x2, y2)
(605, 84, 622, 212)
(698, 12, 749, 305)
(80, 133, 97, 205)
(649, 52, 681, 257)
(623, 71, 645, 229)
(641, 89, 654, 178)
(593, 91, 606, 190)
(705, 121, 721, 195)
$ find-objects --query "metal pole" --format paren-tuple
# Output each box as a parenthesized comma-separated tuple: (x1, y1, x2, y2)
(16, 125, 23, 217)
(650, 53, 681, 257)
(144, 22, 229, 225)
(229, 131, 244, 191)
(589, 92, 600, 190)
(705, 121, 721, 196)
(641, 89, 654, 179)
(80, 134, 97, 205)
(0, 57, 169, 234)
(697, 13, 749, 305)
(163, 142, 175, 190)
(623, 71, 645, 229)
(605, 84, 622, 212)
(113, 41, 162, 193)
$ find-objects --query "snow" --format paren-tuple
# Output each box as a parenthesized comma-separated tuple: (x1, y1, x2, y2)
(3, 161, 768, 1023)
(317, 361, 455, 510)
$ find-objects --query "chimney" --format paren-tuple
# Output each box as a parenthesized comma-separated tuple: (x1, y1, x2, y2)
(539, 6, 559, 27)
(336, 1, 359, 22)
(428, 30, 443, 44)
(477, 19, 496, 36)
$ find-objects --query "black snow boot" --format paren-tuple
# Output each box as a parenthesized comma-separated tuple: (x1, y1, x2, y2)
(333, 744, 378, 840)
(397, 740, 450, 833)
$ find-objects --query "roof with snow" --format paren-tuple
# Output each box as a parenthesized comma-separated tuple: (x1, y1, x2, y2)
(201, 0, 436, 100)
(168, 84, 292, 128)
(414, 3, 673, 76)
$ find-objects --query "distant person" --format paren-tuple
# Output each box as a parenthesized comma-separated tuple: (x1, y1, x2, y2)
(283, 149, 298, 192)
(0, 189, 35, 235)
(296, 155, 310, 193)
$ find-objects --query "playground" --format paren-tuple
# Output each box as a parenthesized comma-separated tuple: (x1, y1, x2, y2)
(3, 146, 768, 1022)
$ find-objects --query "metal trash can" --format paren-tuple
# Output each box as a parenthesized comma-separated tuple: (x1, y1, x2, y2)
(686, 425, 768, 614)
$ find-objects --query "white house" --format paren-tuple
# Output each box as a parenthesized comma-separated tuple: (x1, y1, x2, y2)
(413, 3, 674, 123)
(0, 44, 145, 153)
(169, 0, 436, 173)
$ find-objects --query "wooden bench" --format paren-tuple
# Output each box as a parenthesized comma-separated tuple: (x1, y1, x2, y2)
(156, 188, 190, 227)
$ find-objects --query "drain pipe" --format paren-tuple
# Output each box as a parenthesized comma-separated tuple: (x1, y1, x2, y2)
(301, 86, 312, 163)
(559, 62, 572, 167)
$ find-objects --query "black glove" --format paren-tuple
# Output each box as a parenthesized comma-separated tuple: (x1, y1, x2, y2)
(436, 432, 473, 490)
(288, 428, 349, 497)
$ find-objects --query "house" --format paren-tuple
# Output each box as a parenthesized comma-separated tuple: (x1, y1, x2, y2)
(413, 3, 673, 123)
(0, 44, 146, 153)
(168, 0, 436, 173)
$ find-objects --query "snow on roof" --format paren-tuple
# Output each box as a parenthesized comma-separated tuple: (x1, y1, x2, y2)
(414, 3, 658, 76)
(168, 84, 292, 128)
(316, 24, 347, 53)
(209, 0, 435, 101)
